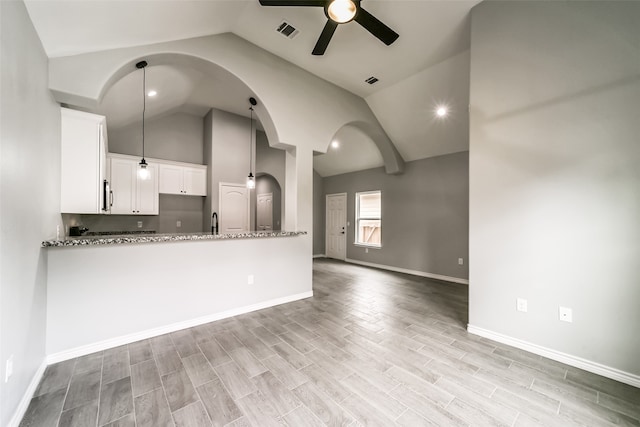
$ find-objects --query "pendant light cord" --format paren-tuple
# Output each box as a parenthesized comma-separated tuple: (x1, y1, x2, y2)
(142, 65, 146, 160)
(249, 106, 253, 174)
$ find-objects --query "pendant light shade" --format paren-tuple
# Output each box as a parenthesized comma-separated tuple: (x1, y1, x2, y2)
(136, 60, 150, 180)
(138, 158, 150, 180)
(246, 172, 255, 189)
(247, 97, 257, 189)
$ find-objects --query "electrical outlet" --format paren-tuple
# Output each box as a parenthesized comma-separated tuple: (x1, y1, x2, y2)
(516, 298, 528, 313)
(137, 221, 143, 228)
(458, 258, 464, 265)
(5, 355, 13, 383)
(56, 225, 61, 240)
(559, 306, 573, 323)
(365, 248, 369, 253)
(248, 275, 254, 285)
(176, 220, 181, 227)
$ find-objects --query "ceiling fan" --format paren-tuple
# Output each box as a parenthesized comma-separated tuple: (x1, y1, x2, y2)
(258, 0, 399, 55)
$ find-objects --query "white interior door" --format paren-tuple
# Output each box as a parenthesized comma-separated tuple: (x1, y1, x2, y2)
(219, 183, 249, 233)
(326, 193, 347, 260)
(257, 193, 273, 231)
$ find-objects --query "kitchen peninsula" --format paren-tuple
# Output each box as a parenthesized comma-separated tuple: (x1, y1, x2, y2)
(50, 93, 310, 364)
(42, 230, 305, 247)
(44, 230, 311, 362)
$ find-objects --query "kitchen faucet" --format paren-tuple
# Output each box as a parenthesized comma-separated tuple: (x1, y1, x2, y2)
(211, 212, 218, 235)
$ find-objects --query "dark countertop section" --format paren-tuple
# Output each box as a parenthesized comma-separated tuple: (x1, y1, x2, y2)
(84, 230, 157, 236)
(42, 231, 307, 247)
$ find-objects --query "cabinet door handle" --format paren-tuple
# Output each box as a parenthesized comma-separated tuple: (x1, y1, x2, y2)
(109, 191, 113, 207)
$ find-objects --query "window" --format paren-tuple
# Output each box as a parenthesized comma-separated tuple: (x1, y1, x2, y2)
(356, 191, 381, 247)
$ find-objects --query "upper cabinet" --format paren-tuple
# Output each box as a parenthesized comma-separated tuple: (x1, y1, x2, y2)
(108, 154, 159, 215)
(159, 162, 207, 196)
(60, 108, 109, 214)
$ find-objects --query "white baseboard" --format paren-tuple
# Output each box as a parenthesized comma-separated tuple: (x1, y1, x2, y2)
(312, 254, 326, 259)
(467, 324, 640, 389)
(345, 258, 469, 285)
(47, 291, 313, 364)
(8, 360, 47, 427)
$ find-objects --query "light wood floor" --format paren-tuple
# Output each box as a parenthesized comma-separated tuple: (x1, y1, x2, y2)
(21, 258, 640, 427)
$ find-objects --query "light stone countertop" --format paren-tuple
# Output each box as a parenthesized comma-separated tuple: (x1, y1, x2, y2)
(42, 231, 307, 247)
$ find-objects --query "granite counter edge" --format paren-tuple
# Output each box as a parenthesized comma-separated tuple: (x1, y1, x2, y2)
(43, 231, 307, 247)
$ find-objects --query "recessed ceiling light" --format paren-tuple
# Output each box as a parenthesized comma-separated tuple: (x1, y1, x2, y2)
(147, 90, 157, 97)
(436, 106, 448, 117)
(331, 141, 339, 149)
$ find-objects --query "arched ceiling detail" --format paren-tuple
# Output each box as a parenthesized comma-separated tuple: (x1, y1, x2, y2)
(49, 33, 404, 174)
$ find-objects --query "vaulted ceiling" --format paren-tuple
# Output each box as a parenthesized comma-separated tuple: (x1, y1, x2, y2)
(24, 0, 478, 176)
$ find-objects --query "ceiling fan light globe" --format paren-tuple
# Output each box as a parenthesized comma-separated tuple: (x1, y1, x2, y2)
(327, 0, 357, 23)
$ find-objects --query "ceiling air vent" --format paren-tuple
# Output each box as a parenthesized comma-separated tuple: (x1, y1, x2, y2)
(365, 76, 379, 85)
(276, 21, 300, 39)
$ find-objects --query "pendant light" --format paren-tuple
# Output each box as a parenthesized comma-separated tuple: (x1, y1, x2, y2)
(136, 60, 150, 180)
(246, 97, 257, 189)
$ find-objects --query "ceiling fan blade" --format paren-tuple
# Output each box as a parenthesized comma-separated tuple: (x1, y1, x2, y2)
(312, 20, 338, 55)
(354, 7, 399, 46)
(259, 0, 325, 6)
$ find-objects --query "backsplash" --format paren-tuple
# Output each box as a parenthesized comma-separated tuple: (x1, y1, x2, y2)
(62, 194, 205, 236)
(62, 213, 160, 235)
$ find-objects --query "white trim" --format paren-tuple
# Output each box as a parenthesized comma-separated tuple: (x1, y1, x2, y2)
(46, 291, 313, 364)
(313, 254, 326, 259)
(355, 190, 382, 247)
(344, 258, 469, 285)
(8, 360, 47, 427)
(467, 324, 640, 388)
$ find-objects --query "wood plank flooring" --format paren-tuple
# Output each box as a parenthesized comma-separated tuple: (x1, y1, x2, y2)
(20, 258, 640, 426)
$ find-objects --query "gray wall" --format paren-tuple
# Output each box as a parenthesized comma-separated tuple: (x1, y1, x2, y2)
(256, 130, 285, 191)
(109, 112, 204, 164)
(469, 1, 640, 376)
(256, 175, 282, 231)
(323, 152, 469, 280)
(313, 170, 325, 256)
(204, 108, 254, 230)
(0, 2, 62, 425)
(256, 130, 286, 228)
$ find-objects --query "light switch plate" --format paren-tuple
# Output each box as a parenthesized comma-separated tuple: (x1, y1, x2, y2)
(5, 355, 13, 383)
(516, 298, 528, 313)
(559, 306, 573, 322)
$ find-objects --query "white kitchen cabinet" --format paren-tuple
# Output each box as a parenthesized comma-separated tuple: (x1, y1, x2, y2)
(60, 108, 109, 213)
(159, 163, 207, 196)
(109, 155, 158, 215)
